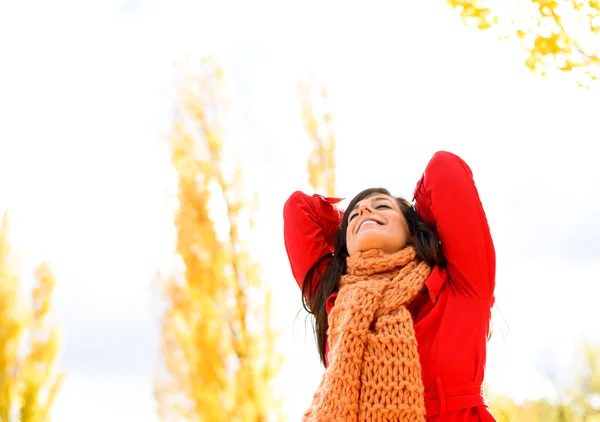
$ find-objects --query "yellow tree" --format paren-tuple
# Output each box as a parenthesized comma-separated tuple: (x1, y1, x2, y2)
(488, 395, 576, 421)
(447, 0, 600, 85)
(297, 76, 337, 196)
(0, 212, 63, 422)
(569, 342, 600, 420)
(486, 342, 600, 421)
(155, 57, 281, 422)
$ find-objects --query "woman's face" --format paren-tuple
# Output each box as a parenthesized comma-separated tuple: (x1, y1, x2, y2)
(345, 194, 410, 256)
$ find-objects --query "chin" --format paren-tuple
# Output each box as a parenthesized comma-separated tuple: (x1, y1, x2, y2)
(356, 237, 404, 254)
(355, 232, 388, 249)
(356, 241, 391, 254)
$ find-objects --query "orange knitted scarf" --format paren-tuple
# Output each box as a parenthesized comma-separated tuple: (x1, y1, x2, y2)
(303, 246, 431, 422)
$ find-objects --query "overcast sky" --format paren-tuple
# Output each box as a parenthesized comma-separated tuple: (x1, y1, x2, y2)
(1, 1, 599, 421)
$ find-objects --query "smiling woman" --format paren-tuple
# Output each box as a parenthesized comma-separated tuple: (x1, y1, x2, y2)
(283, 187, 444, 368)
(283, 151, 497, 421)
(346, 193, 411, 256)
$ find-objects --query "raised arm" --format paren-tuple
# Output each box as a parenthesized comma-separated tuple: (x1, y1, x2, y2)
(283, 191, 344, 298)
(413, 151, 495, 297)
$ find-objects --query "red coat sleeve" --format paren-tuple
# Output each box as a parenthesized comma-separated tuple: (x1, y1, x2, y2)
(413, 151, 496, 298)
(283, 191, 344, 297)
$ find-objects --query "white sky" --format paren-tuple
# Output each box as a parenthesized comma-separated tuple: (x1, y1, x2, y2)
(1, 1, 599, 421)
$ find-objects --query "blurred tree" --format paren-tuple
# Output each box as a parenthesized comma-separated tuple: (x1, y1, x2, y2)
(297, 76, 337, 196)
(447, 0, 600, 85)
(569, 342, 600, 420)
(487, 341, 600, 421)
(0, 212, 63, 422)
(155, 57, 281, 422)
(489, 394, 576, 421)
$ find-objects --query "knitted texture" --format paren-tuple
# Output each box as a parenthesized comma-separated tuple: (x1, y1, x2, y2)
(303, 246, 431, 422)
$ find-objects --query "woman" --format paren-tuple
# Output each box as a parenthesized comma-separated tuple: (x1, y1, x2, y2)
(283, 151, 496, 421)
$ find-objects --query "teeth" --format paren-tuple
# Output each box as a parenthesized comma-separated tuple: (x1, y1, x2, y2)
(360, 220, 378, 230)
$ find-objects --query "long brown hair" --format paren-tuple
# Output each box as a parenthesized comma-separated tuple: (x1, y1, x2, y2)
(301, 188, 446, 366)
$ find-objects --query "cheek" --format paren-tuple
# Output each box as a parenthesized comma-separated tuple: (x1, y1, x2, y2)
(390, 215, 409, 241)
(345, 225, 354, 243)
(345, 227, 356, 254)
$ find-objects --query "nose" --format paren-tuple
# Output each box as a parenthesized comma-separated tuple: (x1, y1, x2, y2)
(358, 202, 374, 215)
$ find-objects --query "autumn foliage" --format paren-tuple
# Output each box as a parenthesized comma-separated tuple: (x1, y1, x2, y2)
(297, 76, 337, 196)
(448, 0, 600, 85)
(155, 57, 281, 422)
(0, 212, 63, 422)
(486, 342, 600, 421)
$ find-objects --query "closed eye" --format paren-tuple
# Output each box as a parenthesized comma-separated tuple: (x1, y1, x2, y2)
(349, 204, 389, 222)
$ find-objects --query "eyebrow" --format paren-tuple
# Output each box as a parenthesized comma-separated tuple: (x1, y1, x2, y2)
(350, 196, 394, 213)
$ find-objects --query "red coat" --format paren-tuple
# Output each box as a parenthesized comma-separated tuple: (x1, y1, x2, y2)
(283, 151, 497, 421)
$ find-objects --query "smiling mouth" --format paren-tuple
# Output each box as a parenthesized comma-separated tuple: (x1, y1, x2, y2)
(357, 219, 383, 232)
